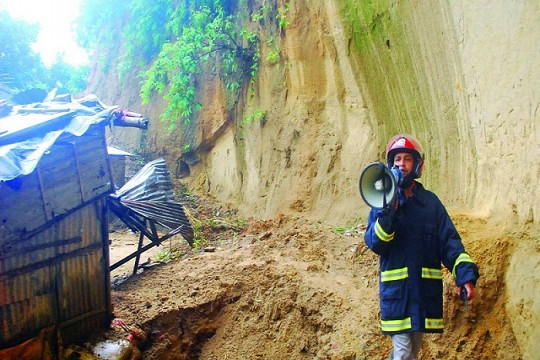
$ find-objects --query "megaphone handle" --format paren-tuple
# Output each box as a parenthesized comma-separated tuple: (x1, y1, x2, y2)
(380, 163, 388, 208)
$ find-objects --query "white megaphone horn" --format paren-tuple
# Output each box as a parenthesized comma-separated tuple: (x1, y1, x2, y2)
(359, 162, 403, 209)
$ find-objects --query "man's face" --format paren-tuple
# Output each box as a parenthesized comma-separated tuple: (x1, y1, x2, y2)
(393, 152, 415, 176)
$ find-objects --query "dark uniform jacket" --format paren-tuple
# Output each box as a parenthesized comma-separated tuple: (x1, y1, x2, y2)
(364, 182, 479, 334)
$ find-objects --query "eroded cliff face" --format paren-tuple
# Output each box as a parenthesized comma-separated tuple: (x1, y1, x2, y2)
(91, 0, 539, 356)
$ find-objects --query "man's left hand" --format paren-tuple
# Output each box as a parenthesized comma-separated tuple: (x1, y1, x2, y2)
(457, 282, 475, 300)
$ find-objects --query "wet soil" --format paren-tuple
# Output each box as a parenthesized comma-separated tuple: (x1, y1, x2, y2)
(86, 187, 525, 360)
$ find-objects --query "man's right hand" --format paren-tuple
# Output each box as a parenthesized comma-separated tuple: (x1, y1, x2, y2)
(377, 203, 397, 231)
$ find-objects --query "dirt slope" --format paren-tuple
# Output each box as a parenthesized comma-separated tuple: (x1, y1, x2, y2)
(87, 1, 539, 358)
(89, 191, 529, 360)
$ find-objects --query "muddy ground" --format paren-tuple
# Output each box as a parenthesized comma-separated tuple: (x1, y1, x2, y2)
(79, 184, 526, 360)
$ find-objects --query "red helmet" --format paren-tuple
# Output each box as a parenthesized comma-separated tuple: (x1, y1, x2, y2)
(386, 134, 425, 178)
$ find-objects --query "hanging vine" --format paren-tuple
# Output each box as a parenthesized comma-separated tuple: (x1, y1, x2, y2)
(140, 3, 260, 128)
(77, 0, 289, 129)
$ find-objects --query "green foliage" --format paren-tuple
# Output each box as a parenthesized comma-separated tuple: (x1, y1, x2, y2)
(0, 11, 88, 94)
(140, 3, 261, 127)
(76, 0, 287, 129)
(47, 56, 90, 94)
(65, 66, 90, 94)
(277, 3, 291, 30)
(264, 35, 280, 64)
(155, 249, 171, 262)
(266, 48, 280, 64)
(251, 2, 272, 22)
(234, 219, 249, 227)
(156, 248, 187, 262)
(76, 0, 125, 48)
(0, 11, 46, 90)
(122, 0, 172, 63)
(191, 218, 208, 250)
(243, 110, 266, 126)
(340, 0, 393, 51)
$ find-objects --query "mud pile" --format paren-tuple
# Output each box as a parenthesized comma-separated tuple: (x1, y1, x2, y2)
(94, 194, 527, 359)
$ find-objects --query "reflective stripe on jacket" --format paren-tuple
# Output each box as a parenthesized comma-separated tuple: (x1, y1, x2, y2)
(364, 182, 479, 335)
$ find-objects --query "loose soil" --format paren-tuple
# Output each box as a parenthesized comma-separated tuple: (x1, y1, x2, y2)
(82, 184, 526, 360)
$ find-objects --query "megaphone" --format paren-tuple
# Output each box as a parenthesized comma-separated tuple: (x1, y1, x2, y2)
(359, 162, 403, 209)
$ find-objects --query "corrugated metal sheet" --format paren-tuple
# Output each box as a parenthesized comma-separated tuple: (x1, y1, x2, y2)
(116, 158, 176, 201)
(110, 158, 194, 244)
(0, 199, 109, 347)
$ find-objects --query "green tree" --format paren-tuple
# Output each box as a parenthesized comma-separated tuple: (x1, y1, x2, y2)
(47, 55, 90, 94)
(0, 11, 89, 95)
(0, 11, 46, 90)
(76, 0, 126, 49)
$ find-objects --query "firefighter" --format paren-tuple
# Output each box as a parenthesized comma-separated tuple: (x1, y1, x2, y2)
(364, 134, 480, 360)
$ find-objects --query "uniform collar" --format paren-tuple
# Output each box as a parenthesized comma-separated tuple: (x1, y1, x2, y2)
(411, 181, 428, 205)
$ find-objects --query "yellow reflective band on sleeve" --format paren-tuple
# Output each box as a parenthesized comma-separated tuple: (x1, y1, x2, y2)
(381, 317, 412, 332)
(381, 267, 408, 282)
(452, 252, 474, 277)
(425, 318, 444, 330)
(375, 219, 395, 242)
(422, 267, 443, 280)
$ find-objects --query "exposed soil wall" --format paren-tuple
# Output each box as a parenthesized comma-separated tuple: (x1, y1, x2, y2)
(89, 0, 539, 357)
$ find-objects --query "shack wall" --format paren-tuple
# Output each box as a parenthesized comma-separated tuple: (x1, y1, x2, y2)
(0, 126, 112, 349)
(0, 127, 112, 242)
(0, 199, 110, 347)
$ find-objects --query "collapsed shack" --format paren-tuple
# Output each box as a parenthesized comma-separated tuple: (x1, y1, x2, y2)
(108, 158, 194, 277)
(0, 94, 150, 358)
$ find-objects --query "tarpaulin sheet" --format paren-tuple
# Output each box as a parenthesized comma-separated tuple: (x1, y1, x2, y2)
(0, 95, 118, 181)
